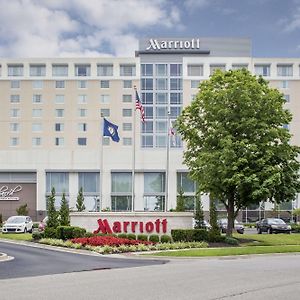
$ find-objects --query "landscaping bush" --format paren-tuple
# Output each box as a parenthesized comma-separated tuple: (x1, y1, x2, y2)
(207, 231, 225, 243)
(160, 235, 172, 243)
(84, 232, 95, 238)
(32, 223, 39, 229)
(117, 233, 128, 239)
(224, 237, 239, 245)
(44, 227, 58, 239)
(32, 231, 44, 240)
(171, 229, 208, 242)
(56, 226, 86, 240)
(149, 234, 159, 243)
(126, 233, 136, 240)
(137, 234, 148, 241)
(291, 224, 300, 233)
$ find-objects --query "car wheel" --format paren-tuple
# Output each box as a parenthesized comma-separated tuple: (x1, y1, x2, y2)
(258, 228, 262, 234)
(268, 228, 272, 234)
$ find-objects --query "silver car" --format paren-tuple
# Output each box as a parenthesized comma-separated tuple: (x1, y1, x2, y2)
(2, 216, 33, 233)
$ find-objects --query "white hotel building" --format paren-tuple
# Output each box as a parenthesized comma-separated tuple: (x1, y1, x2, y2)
(0, 38, 300, 222)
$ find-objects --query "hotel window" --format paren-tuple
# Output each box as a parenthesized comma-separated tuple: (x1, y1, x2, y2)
(55, 109, 64, 117)
(144, 107, 153, 120)
(231, 64, 248, 70)
(100, 80, 110, 88)
(144, 173, 165, 211)
(78, 123, 87, 132)
(100, 94, 110, 104)
(177, 172, 197, 211)
(123, 137, 132, 145)
(142, 121, 153, 133)
(191, 80, 200, 89)
(78, 137, 87, 146)
(11, 80, 20, 89)
(156, 93, 168, 104)
(120, 64, 136, 76)
(123, 123, 132, 131)
(46, 172, 69, 194)
(280, 80, 289, 89)
(30, 64, 46, 76)
(78, 94, 87, 104)
(10, 123, 20, 132)
(100, 108, 110, 117)
(55, 94, 65, 104)
(156, 135, 167, 148)
(32, 123, 42, 132)
(111, 172, 132, 211)
(254, 64, 270, 76)
(142, 135, 153, 148)
(10, 108, 20, 118)
(75, 64, 91, 76)
(210, 64, 226, 75)
(55, 80, 65, 89)
(102, 137, 110, 145)
(10, 94, 20, 103)
(156, 78, 168, 90)
(10, 137, 19, 146)
(78, 80, 87, 88)
(55, 123, 64, 132)
(78, 109, 87, 117)
(277, 64, 293, 76)
(52, 64, 68, 76)
(122, 94, 132, 103)
(123, 80, 132, 88)
(156, 121, 167, 133)
(8, 64, 23, 76)
(156, 64, 168, 76)
(32, 109, 42, 117)
(156, 106, 167, 119)
(170, 64, 182, 76)
(55, 137, 64, 146)
(187, 64, 203, 76)
(32, 80, 43, 89)
(284, 95, 290, 103)
(122, 109, 132, 117)
(32, 94, 42, 103)
(141, 93, 153, 104)
(170, 106, 182, 118)
(141, 78, 153, 90)
(170, 78, 182, 90)
(97, 64, 113, 76)
(141, 64, 153, 76)
(32, 137, 42, 146)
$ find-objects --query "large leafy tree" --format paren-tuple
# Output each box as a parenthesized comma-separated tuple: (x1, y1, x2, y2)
(177, 69, 300, 236)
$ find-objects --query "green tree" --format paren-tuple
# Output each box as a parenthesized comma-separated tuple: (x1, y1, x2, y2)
(292, 208, 300, 223)
(59, 192, 70, 226)
(76, 187, 86, 212)
(177, 69, 300, 236)
(16, 203, 28, 215)
(176, 188, 186, 212)
(194, 196, 205, 229)
(209, 194, 220, 236)
(47, 187, 59, 228)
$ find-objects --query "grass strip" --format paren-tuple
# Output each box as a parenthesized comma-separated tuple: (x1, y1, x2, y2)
(151, 245, 300, 257)
(0, 233, 33, 241)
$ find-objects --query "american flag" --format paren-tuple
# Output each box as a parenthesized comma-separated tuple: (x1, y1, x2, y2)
(169, 119, 176, 146)
(135, 89, 145, 123)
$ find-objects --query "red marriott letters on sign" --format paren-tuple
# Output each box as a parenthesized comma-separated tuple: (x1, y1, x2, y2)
(93, 218, 168, 234)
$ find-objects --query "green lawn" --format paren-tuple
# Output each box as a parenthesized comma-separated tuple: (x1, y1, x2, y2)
(0, 233, 32, 241)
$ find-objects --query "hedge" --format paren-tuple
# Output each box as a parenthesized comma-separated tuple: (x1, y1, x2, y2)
(171, 229, 208, 242)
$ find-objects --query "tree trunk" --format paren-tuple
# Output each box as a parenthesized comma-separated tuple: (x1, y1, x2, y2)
(226, 197, 235, 237)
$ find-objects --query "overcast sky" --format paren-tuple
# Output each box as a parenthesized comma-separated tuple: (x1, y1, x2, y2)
(0, 0, 299, 58)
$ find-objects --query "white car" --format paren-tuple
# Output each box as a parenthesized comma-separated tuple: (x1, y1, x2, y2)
(2, 216, 33, 233)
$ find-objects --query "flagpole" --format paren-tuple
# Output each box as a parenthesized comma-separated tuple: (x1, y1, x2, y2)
(132, 86, 137, 212)
(100, 113, 104, 212)
(165, 111, 171, 212)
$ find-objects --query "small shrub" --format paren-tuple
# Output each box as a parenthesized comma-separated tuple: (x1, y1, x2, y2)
(207, 231, 224, 243)
(149, 234, 159, 243)
(84, 232, 94, 238)
(32, 223, 39, 229)
(291, 224, 300, 233)
(160, 235, 172, 243)
(44, 227, 58, 239)
(32, 231, 44, 240)
(56, 226, 86, 240)
(118, 233, 128, 239)
(72, 227, 86, 238)
(224, 237, 239, 245)
(127, 233, 136, 240)
(137, 234, 148, 241)
(171, 229, 208, 242)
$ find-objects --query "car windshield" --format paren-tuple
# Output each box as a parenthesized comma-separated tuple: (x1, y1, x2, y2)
(6, 216, 26, 224)
(268, 218, 285, 225)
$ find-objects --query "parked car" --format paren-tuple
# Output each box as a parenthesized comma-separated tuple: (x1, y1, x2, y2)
(2, 216, 33, 233)
(257, 218, 291, 234)
(217, 218, 244, 234)
(193, 219, 212, 230)
(38, 216, 48, 232)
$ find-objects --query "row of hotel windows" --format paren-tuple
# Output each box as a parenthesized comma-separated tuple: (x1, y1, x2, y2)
(1, 63, 300, 77)
(8, 79, 133, 89)
(46, 172, 196, 211)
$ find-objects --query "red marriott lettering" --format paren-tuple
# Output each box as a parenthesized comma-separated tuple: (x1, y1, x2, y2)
(93, 218, 167, 234)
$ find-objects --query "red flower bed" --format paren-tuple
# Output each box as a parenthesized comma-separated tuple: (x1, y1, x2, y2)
(71, 235, 154, 247)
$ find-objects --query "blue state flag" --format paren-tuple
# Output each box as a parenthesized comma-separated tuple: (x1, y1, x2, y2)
(103, 118, 120, 142)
